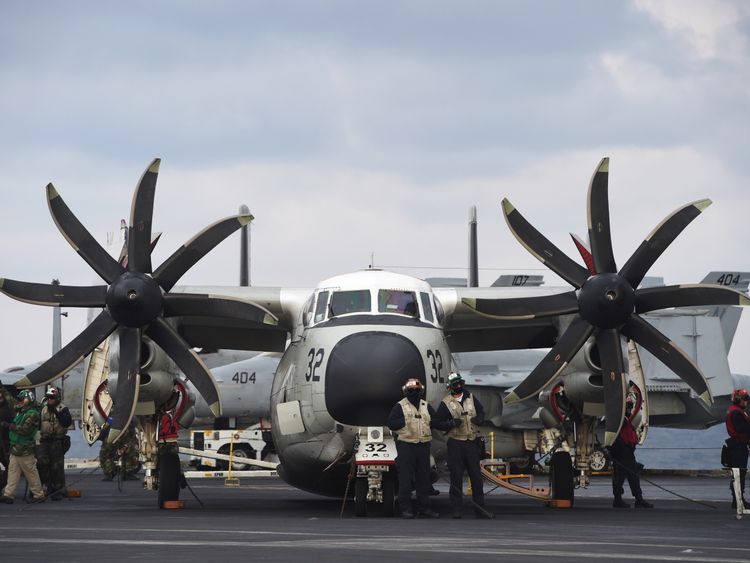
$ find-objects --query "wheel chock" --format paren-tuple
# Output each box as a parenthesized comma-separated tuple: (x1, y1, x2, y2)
(224, 478, 240, 487)
(546, 499, 573, 508)
(65, 489, 82, 498)
(162, 500, 185, 509)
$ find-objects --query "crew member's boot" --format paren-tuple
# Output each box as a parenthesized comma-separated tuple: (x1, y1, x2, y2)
(634, 496, 654, 508)
(612, 496, 630, 508)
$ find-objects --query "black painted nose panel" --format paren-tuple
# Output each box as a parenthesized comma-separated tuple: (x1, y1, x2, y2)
(325, 331, 425, 426)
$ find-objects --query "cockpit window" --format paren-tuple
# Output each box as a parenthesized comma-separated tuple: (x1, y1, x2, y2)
(378, 290, 418, 317)
(302, 295, 315, 327)
(314, 290, 330, 324)
(420, 292, 434, 322)
(330, 290, 371, 316)
(433, 296, 445, 326)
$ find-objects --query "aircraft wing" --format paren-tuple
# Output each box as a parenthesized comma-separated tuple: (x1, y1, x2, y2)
(435, 286, 570, 353)
(166, 286, 312, 352)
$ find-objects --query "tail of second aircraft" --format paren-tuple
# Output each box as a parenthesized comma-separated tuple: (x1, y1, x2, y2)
(700, 271, 750, 352)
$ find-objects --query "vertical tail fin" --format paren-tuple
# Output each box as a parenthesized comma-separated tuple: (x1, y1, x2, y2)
(700, 271, 750, 351)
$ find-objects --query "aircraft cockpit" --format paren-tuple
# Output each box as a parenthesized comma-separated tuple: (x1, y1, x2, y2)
(302, 285, 444, 327)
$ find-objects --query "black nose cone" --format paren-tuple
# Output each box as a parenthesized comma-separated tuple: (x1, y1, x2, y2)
(325, 331, 425, 426)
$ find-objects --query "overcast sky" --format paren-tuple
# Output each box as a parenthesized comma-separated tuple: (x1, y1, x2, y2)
(1, 1, 749, 375)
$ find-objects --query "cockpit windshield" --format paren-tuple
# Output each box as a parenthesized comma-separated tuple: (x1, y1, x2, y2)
(378, 290, 418, 317)
(329, 290, 372, 316)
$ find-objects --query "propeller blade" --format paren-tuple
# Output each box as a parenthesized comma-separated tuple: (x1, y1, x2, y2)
(127, 159, 160, 274)
(107, 327, 141, 443)
(15, 310, 117, 388)
(622, 315, 712, 405)
(0, 278, 106, 307)
(462, 291, 579, 320)
(502, 199, 590, 289)
(47, 184, 125, 283)
(163, 293, 278, 325)
(619, 199, 712, 288)
(146, 317, 222, 416)
(153, 214, 254, 292)
(587, 158, 617, 274)
(505, 315, 593, 403)
(596, 328, 627, 446)
(635, 284, 750, 314)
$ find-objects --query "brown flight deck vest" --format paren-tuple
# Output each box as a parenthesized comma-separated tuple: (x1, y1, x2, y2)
(442, 393, 478, 441)
(40, 403, 68, 439)
(396, 398, 432, 444)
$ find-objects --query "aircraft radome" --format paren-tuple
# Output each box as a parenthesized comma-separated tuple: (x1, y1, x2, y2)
(1, 157, 747, 512)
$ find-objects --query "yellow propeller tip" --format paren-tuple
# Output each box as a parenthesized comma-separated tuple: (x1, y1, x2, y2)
(504, 391, 520, 404)
(501, 199, 515, 214)
(209, 402, 221, 417)
(14, 376, 32, 388)
(694, 199, 712, 212)
(598, 157, 609, 172)
(238, 214, 254, 226)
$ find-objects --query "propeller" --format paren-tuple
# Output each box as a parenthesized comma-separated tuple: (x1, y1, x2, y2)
(1, 159, 275, 442)
(463, 157, 750, 445)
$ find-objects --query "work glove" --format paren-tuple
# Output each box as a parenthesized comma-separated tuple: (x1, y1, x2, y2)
(452, 418, 463, 428)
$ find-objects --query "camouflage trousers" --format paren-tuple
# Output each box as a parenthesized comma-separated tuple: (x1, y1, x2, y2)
(37, 438, 66, 496)
(100, 441, 140, 479)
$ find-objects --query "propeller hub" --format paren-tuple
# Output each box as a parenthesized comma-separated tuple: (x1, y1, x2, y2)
(106, 272, 163, 327)
(578, 273, 635, 329)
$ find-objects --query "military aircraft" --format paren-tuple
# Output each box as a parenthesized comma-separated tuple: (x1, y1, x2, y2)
(1, 157, 747, 511)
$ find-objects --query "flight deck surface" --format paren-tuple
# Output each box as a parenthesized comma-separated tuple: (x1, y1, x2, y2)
(0, 472, 748, 562)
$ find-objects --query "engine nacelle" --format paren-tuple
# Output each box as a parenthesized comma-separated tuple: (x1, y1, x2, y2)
(565, 341, 602, 375)
(140, 337, 172, 373)
(561, 371, 603, 405)
(138, 370, 176, 404)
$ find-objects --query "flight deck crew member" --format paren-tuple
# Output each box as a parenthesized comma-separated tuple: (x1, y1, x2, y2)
(609, 396, 653, 509)
(435, 372, 493, 519)
(725, 388, 750, 508)
(0, 389, 45, 504)
(387, 378, 451, 519)
(0, 383, 12, 489)
(37, 387, 72, 500)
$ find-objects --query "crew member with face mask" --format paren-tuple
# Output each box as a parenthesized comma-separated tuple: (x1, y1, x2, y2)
(435, 372, 493, 519)
(387, 378, 451, 519)
(37, 387, 72, 500)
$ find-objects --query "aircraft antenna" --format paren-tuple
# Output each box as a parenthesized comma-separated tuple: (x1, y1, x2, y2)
(469, 206, 479, 287)
(239, 204, 251, 286)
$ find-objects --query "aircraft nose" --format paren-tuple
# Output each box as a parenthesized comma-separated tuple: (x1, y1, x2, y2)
(325, 331, 426, 426)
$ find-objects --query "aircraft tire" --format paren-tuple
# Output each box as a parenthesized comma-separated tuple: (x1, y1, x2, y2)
(157, 452, 181, 509)
(354, 477, 368, 517)
(589, 448, 610, 472)
(217, 445, 254, 471)
(549, 451, 574, 504)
